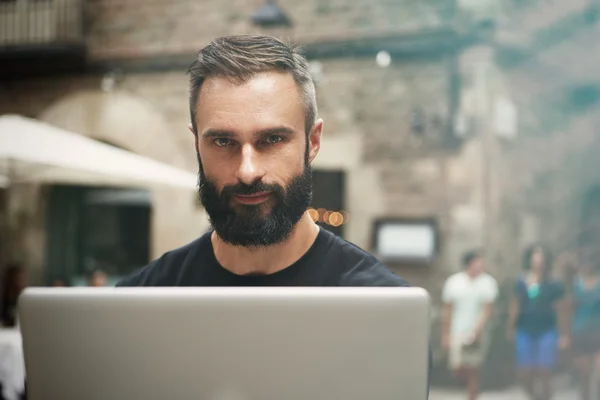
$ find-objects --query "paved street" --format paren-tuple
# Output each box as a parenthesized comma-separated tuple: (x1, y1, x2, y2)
(430, 386, 579, 400)
(430, 369, 599, 399)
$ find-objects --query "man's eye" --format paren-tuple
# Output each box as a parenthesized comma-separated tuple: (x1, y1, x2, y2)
(264, 135, 283, 144)
(214, 138, 230, 147)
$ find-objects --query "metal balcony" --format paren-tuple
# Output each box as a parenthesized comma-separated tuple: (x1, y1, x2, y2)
(0, 0, 86, 79)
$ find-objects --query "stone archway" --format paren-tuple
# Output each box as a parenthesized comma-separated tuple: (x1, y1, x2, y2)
(33, 90, 208, 273)
(39, 90, 189, 168)
(505, 115, 600, 257)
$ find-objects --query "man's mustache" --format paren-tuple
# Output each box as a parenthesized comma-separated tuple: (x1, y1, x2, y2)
(220, 181, 284, 198)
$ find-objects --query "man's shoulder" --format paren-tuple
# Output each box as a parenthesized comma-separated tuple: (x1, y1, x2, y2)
(481, 272, 498, 283)
(444, 271, 466, 285)
(445, 272, 497, 286)
(321, 230, 410, 287)
(116, 233, 209, 287)
(476, 273, 499, 289)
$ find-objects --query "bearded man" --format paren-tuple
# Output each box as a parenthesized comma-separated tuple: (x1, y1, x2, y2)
(117, 35, 409, 289)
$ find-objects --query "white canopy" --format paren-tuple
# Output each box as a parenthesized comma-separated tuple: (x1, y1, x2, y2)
(0, 115, 197, 190)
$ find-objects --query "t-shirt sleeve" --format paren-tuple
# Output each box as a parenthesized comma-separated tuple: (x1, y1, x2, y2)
(441, 277, 454, 304)
(482, 277, 499, 303)
(115, 271, 142, 287)
(114, 257, 163, 287)
(338, 260, 411, 287)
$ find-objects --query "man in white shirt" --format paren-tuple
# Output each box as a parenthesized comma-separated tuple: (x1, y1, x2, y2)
(441, 250, 499, 400)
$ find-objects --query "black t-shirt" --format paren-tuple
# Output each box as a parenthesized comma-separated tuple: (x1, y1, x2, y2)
(117, 228, 410, 287)
(514, 278, 565, 335)
(1, 297, 18, 327)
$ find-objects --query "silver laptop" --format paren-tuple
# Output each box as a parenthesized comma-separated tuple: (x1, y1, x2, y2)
(18, 287, 430, 400)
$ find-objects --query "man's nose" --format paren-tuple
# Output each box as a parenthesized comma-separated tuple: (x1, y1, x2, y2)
(235, 144, 265, 185)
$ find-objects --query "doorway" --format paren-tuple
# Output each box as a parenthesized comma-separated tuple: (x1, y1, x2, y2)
(311, 170, 346, 238)
(45, 185, 151, 285)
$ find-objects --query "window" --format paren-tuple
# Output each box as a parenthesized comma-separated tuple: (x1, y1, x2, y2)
(81, 188, 151, 279)
(371, 218, 438, 264)
(45, 185, 151, 285)
(310, 170, 346, 237)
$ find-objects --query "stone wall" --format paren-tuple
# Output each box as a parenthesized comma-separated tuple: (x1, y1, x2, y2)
(86, 0, 449, 59)
(497, 93, 600, 261)
(310, 57, 471, 287)
(487, 0, 600, 277)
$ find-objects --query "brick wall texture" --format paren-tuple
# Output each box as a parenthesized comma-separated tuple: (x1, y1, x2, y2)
(86, 0, 449, 58)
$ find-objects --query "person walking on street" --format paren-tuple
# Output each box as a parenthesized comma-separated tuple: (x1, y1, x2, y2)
(507, 245, 570, 400)
(565, 247, 600, 400)
(442, 250, 499, 400)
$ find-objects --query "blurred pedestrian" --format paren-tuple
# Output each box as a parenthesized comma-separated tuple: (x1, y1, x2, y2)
(568, 246, 600, 400)
(441, 250, 498, 400)
(87, 269, 107, 287)
(48, 275, 72, 287)
(1, 262, 27, 327)
(507, 245, 569, 400)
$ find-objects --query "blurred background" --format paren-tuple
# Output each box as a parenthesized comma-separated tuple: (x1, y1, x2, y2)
(1, 0, 600, 397)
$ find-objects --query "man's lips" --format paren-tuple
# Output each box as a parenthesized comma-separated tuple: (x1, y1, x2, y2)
(234, 192, 271, 205)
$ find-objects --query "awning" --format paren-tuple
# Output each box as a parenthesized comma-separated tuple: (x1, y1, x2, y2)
(0, 114, 197, 190)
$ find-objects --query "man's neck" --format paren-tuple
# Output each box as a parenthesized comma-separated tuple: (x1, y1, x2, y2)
(211, 213, 320, 276)
(526, 271, 542, 282)
(465, 270, 480, 279)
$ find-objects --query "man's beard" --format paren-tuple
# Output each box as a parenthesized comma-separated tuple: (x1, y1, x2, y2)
(197, 161, 313, 247)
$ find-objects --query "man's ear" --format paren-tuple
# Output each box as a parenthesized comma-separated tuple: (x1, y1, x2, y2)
(307, 119, 323, 164)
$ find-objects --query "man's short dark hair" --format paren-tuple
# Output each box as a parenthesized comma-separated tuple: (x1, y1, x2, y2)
(187, 35, 317, 136)
(462, 250, 482, 269)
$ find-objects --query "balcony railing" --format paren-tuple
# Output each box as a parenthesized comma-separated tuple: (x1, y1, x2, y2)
(0, 0, 84, 47)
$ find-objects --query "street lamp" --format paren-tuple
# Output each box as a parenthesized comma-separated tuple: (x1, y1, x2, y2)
(251, 0, 292, 28)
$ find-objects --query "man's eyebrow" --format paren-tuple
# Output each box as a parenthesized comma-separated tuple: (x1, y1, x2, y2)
(200, 129, 236, 139)
(200, 126, 297, 139)
(255, 126, 297, 137)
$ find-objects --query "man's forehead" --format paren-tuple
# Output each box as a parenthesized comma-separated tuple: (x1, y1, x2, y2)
(198, 71, 301, 102)
(195, 72, 305, 130)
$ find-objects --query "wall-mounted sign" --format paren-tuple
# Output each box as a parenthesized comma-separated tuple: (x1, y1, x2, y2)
(371, 218, 438, 264)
